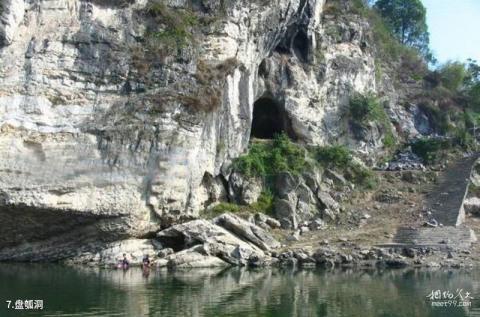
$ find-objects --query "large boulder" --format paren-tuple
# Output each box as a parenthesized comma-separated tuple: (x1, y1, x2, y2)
(254, 213, 281, 229)
(213, 213, 280, 251)
(162, 246, 229, 268)
(156, 218, 270, 266)
(156, 219, 255, 251)
(273, 172, 332, 229)
(228, 173, 263, 205)
(275, 198, 298, 229)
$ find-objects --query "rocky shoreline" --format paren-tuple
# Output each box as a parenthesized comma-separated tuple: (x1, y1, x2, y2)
(62, 212, 478, 270)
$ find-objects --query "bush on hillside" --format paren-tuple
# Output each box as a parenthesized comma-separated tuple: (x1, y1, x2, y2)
(411, 138, 451, 164)
(349, 93, 395, 148)
(315, 145, 352, 169)
(232, 133, 308, 178)
(437, 61, 468, 92)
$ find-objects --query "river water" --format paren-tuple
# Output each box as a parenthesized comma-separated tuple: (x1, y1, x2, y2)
(1, 264, 480, 316)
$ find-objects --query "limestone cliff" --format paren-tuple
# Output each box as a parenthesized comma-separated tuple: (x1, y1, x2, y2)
(0, 0, 429, 260)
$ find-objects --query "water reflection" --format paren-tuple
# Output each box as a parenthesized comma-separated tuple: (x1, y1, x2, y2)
(0, 264, 479, 317)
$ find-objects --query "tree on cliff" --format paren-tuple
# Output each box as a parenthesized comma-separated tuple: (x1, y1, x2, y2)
(374, 0, 429, 52)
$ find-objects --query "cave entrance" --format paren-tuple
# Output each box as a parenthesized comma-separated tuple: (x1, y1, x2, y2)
(251, 97, 295, 140)
(292, 30, 309, 63)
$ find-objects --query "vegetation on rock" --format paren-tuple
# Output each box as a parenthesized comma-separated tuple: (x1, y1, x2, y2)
(233, 134, 309, 178)
(315, 145, 351, 169)
(348, 93, 395, 149)
(315, 145, 377, 189)
(209, 191, 274, 216)
(145, 1, 199, 56)
(411, 138, 451, 164)
(233, 134, 376, 189)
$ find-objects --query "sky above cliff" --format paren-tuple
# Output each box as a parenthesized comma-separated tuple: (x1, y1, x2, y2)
(422, 0, 480, 64)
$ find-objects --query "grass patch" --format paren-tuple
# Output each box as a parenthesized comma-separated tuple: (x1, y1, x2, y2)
(411, 138, 451, 164)
(349, 93, 384, 122)
(207, 191, 274, 216)
(233, 133, 309, 178)
(146, 0, 198, 48)
(234, 134, 377, 189)
(210, 202, 242, 214)
(250, 191, 275, 215)
(315, 145, 351, 169)
(346, 162, 377, 189)
(131, 0, 199, 67)
(349, 93, 395, 149)
(178, 58, 239, 111)
(315, 145, 377, 189)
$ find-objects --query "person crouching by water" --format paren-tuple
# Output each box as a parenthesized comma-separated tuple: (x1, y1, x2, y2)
(142, 254, 151, 277)
(117, 253, 129, 270)
(142, 254, 151, 269)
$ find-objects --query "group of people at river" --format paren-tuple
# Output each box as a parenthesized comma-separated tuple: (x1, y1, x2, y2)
(116, 253, 152, 273)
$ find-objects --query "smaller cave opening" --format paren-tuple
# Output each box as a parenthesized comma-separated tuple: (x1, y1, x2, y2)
(258, 59, 269, 78)
(251, 97, 296, 140)
(292, 30, 309, 63)
(274, 43, 290, 55)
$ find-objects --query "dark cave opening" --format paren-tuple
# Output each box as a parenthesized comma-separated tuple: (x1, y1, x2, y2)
(251, 97, 295, 140)
(292, 30, 309, 63)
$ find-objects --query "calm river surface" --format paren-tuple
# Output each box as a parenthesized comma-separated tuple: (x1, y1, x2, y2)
(1, 264, 480, 317)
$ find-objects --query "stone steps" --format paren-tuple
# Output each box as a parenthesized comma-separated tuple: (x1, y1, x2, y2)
(385, 155, 480, 253)
(426, 155, 479, 226)
(391, 226, 476, 250)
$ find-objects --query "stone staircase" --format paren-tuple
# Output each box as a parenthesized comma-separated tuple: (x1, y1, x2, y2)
(389, 226, 476, 250)
(425, 155, 479, 226)
(386, 155, 480, 251)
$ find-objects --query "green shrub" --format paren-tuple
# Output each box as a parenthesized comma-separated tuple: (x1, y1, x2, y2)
(315, 145, 352, 169)
(418, 103, 452, 135)
(453, 127, 475, 150)
(315, 145, 377, 189)
(411, 138, 451, 164)
(438, 61, 467, 92)
(464, 110, 480, 131)
(234, 134, 377, 191)
(210, 202, 241, 214)
(383, 133, 395, 148)
(250, 191, 275, 215)
(144, 1, 198, 55)
(349, 93, 382, 122)
(346, 163, 377, 189)
(208, 191, 274, 216)
(232, 142, 270, 178)
(469, 84, 480, 112)
(233, 133, 308, 178)
(349, 93, 395, 148)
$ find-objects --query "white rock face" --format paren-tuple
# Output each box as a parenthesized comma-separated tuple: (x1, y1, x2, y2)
(0, 0, 25, 45)
(0, 0, 418, 260)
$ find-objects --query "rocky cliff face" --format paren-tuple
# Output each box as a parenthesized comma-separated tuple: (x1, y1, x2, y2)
(0, 0, 428, 260)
